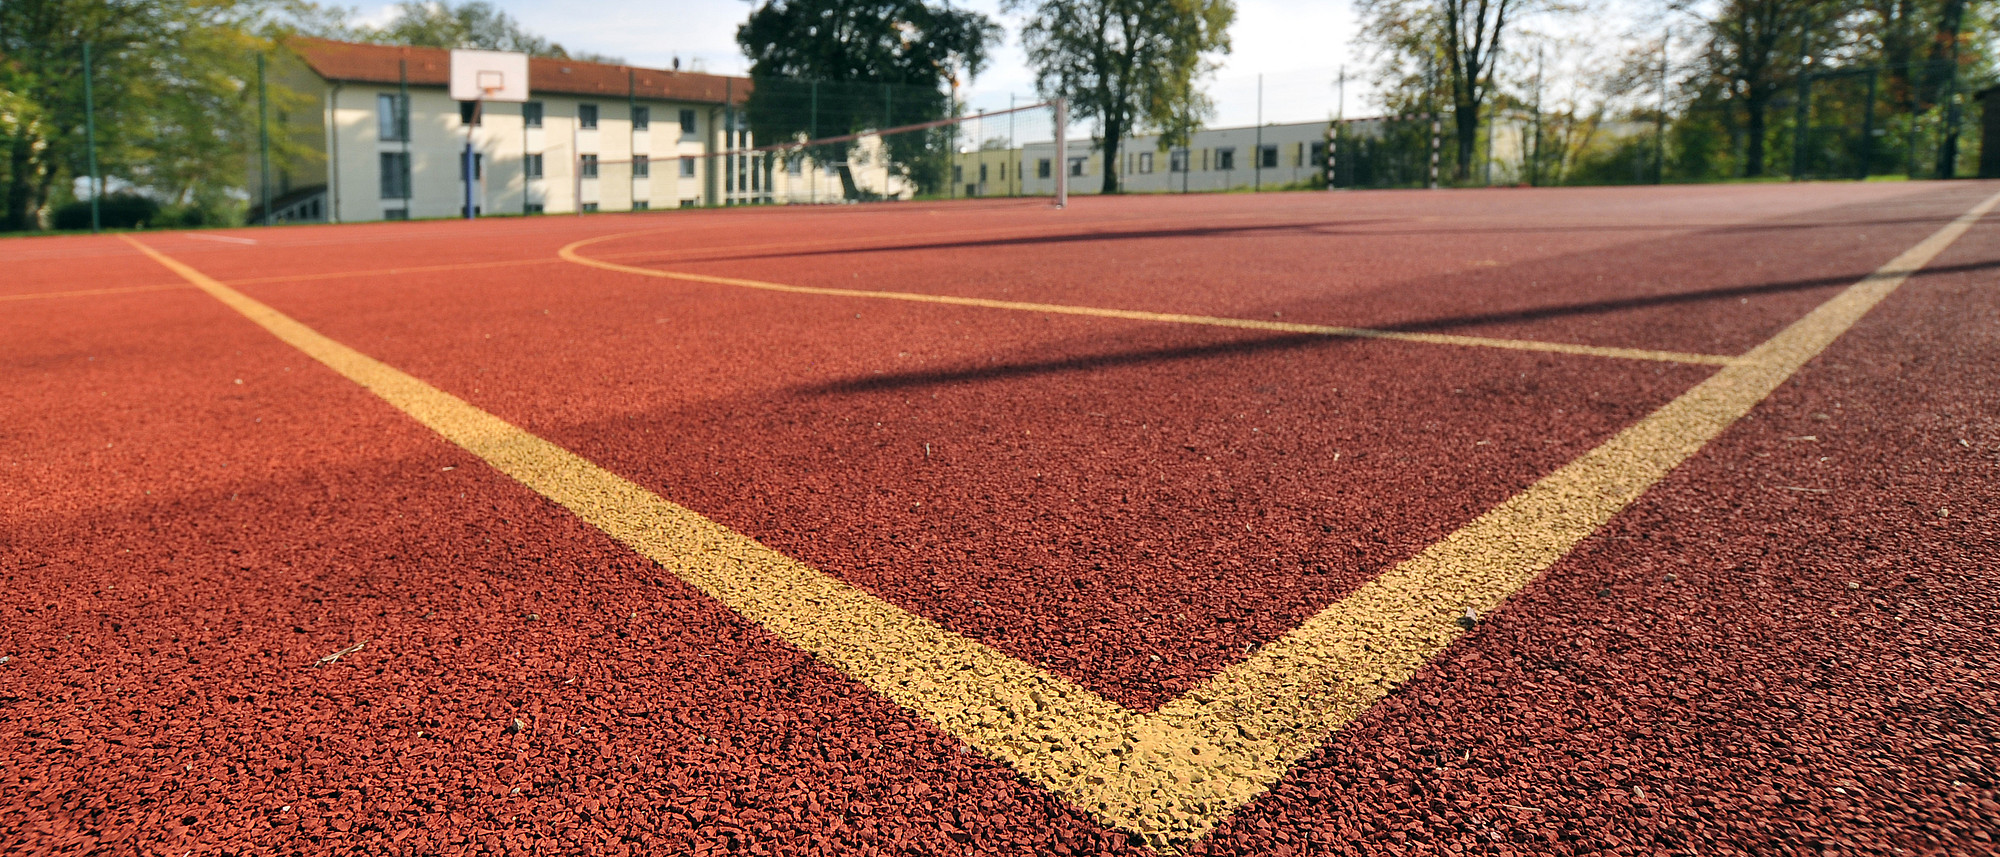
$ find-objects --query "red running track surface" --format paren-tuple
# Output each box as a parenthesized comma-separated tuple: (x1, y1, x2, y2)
(3, 183, 1997, 855)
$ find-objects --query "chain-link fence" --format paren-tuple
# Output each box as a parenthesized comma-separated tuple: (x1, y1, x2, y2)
(4, 38, 1994, 233)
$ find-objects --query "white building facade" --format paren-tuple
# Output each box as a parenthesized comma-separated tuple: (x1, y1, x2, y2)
(259, 38, 907, 223)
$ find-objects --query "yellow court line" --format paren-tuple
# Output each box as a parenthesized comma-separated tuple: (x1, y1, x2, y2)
(583, 207, 1337, 266)
(1, 283, 192, 302)
(121, 189, 1998, 851)
(225, 256, 565, 287)
(559, 237, 1740, 367)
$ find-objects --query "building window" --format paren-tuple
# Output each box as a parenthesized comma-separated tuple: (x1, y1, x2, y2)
(979, 163, 989, 182)
(525, 203, 545, 214)
(458, 100, 482, 126)
(580, 154, 599, 178)
(786, 154, 804, 175)
(680, 157, 697, 178)
(1068, 157, 1087, 177)
(1139, 152, 1154, 174)
(633, 155, 650, 177)
(525, 153, 544, 180)
(1215, 147, 1235, 170)
(523, 101, 543, 128)
(1310, 142, 1328, 168)
(1170, 149, 1188, 172)
(680, 198, 699, 208)
(952, 164, 964, 183)
(1038, 158, 1052, 178)
(582, 202, 599, 212)
(458, 153, 483, 180)
(1258, 144, 1279, 169)
(379, 152, 410, 199)
(679, 109, 697, 137)
(631, 106, 649, 130)
(1000, 163, 1007, 180)
(579, 104, 598, 129)
(377, 93, 408, 142)
(383, 208, 409, 221)
(633, 200, 650, 210)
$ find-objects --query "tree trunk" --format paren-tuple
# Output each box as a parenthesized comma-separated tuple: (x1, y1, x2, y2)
(6, 136, 42, 231)
(1454, 101, 1480, 183)
(1101, 112, 1122, 194)
(1744, 92, 1770, 177)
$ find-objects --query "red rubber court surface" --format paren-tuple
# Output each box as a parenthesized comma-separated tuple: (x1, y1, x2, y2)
(4, 183, 1998, 856)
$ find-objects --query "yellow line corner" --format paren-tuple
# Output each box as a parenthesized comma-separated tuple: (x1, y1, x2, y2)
(120, 190, 1999, 849)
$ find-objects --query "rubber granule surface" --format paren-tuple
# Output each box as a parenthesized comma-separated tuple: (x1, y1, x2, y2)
(3, 182, 1997, 856)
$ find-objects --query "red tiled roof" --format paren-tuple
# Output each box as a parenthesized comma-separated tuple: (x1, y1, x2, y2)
(284, 37, 749, 105)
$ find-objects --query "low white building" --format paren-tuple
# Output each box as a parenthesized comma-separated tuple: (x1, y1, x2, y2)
(1012, 119, 1343, 196)
(955, 116, 1457, 197)
(257, 38, 908, 223)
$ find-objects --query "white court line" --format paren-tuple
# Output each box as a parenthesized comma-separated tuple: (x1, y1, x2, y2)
(183, 233, 259, 245)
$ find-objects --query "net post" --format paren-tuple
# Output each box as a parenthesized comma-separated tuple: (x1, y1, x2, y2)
(1053, 98, 1068, 209)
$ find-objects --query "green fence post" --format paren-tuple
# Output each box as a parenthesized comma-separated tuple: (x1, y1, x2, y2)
(1860, 67, 1879, 180)
(258, 52, 272, 225)
(84, 42, 100, 233)
(1793, 74, 1811, 181)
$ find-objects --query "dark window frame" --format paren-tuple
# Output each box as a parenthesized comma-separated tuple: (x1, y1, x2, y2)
(377, 93, 409, 142)
(379, 151, 411, 199)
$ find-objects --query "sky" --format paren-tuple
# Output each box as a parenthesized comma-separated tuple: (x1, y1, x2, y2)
(343, 0, 1373, 130)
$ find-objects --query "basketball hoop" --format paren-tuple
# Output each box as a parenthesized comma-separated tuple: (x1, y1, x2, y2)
(449, 50, 530, 219)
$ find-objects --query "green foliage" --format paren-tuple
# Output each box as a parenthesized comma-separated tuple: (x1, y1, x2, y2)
(1355, 0, 1544, 182)
(1, 0, 320, 231)
(52, 191, 156, 229)
(1009, 0, 1235, 193)
(735, 0, 1001, 197)
(305, 1, 607, 60)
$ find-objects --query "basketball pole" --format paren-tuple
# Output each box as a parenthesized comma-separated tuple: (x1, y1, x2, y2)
(464, 96, 481, 219)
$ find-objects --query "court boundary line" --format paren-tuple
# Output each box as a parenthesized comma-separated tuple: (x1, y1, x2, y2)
(559, 235, 1743, 367)
(1, 283, 194, 302)
(119, 189, 1998, 850)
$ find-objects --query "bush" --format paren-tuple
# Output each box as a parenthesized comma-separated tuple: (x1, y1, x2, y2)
(52, 194, 160, 230)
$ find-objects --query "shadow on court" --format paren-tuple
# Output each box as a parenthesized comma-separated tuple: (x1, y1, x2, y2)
(802, 258, 1997, 396)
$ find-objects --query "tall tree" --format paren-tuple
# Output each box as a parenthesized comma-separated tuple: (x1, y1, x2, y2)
(1698, 0, 1821, 176)
(357, 1, 591, 59)
(1010, 0, 1235, 194)
(736, 0, 1000, 196)
(1, 0, 306, 230)
(1358, 0, 1523, 183)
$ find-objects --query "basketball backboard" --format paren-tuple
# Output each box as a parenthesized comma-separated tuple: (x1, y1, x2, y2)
(450, 49, 529, 102)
